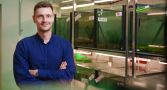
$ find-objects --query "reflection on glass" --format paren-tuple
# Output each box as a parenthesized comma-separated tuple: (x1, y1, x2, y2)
(55, 15, 71, 41)
(136, 4, 166, 57)
(96, 9, 124, 51)
(74, 11, 94, 48)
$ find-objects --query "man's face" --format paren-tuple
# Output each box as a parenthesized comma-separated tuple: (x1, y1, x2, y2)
(33, 7, 54, 32)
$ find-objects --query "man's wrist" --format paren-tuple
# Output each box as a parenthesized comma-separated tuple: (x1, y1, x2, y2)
(35, 69, 38, 77)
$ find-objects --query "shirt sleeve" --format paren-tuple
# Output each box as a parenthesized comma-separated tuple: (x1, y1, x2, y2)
(37, 41, 76, 81)
(13, 41, 42, 86)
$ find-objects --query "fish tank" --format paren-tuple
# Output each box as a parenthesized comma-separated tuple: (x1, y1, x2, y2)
(74, 11, 94, 48)
(74, 6, 125, 53)
(95, 8, 125, 52)
(53, 14, 72, 42)
(135, 4, 166, 57)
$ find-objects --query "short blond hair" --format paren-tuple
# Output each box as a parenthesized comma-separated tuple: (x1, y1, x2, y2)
(34, 1, 53, 15)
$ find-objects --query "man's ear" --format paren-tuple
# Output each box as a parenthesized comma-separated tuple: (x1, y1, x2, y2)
(52, 14, 55, 22)
(32, 15, 35, 23)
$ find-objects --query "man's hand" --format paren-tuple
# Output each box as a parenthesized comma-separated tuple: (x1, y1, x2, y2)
(60, 61, 67, 70)
(29, 69, 38, 77)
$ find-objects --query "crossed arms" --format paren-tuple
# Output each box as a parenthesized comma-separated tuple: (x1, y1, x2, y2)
(13, 41, 76, 86)
(29, 61, 67, 77)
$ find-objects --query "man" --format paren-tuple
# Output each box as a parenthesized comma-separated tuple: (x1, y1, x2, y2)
(13, 1, 76, 88)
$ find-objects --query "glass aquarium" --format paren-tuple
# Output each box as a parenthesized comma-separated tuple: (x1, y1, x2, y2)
(54, 14, 71, 41)
(95, 8, 125, 52)
(74, 11, 94, 48)
(136, 4, 166, 57)
(74, 7, 125, 52)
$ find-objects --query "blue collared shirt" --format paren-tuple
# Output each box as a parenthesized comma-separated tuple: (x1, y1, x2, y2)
(13, 34, 76, 86)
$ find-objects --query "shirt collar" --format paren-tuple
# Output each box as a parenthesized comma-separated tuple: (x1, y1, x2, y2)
(35, 33, 54, 44)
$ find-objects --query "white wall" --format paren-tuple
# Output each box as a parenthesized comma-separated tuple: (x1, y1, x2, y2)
(0, 0, 42, 90)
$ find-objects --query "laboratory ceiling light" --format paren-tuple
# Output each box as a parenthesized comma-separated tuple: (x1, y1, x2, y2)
(60, 2, 94, 10)
(94, 0, 116, 3)
(61, 0, 73, 3)
(61, 6, 73, 10)
(77, 3, 94, 8)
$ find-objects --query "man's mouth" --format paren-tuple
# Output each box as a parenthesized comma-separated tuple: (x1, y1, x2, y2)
(42, 23, 49, 27)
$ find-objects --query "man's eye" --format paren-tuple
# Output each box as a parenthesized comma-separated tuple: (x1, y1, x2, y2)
(47, 15, 51, 18)
(37, 15, 43, 19)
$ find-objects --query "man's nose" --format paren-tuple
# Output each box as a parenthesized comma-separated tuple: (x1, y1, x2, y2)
(43, 16, 47, 22)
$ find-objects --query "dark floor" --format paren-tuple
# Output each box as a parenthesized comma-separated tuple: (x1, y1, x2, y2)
(76, 65, 167, 90)
(127, 73, 167, 90)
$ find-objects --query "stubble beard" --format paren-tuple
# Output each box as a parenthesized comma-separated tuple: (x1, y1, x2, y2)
(38, 26, 52, 33)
